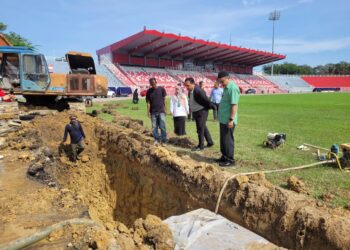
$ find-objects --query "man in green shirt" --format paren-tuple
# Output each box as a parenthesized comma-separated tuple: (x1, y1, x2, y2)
(216, 71, 240, 167)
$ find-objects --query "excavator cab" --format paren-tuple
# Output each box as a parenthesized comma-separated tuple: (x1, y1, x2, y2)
(0, 46, 50, 92)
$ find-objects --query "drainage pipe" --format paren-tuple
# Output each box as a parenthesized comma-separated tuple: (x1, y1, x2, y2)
(0, 218, 103, 250)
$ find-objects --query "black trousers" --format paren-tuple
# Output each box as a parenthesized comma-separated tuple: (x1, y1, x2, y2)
(212, 102, 219, 120)
(220, 123, 235, 161)
(192, 109, 213, 149)
(173, 116, 186, 135)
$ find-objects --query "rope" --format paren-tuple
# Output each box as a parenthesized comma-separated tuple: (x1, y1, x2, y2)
(214, 160, 334, 214)
(303, 143, 329, 151)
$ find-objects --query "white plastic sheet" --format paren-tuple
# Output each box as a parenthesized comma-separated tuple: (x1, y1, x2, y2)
(164, 208, 274, 250)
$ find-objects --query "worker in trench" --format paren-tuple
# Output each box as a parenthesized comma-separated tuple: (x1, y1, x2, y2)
(62, 115, 86, 162)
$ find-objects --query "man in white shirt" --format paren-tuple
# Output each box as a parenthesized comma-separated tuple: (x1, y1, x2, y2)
(170, 86, 189, 135)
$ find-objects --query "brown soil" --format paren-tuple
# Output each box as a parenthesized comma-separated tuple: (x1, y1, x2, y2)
(1, 111, 350, 249)
(287, 175, 308, 194)
(0, 112, 174, 250)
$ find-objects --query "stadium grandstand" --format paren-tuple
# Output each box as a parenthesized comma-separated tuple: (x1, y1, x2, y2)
(46, 28, 350, 95)
(263, 75, 314, 93)
(96, 28, 288, 95)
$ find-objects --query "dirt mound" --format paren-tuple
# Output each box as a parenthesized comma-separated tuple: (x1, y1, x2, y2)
(112, 113, 196, 148)
(115, 215, 174, 250)
(320, 192, 335, 202)
(287, 175, 308, 194)
(167, 136, 196, 148)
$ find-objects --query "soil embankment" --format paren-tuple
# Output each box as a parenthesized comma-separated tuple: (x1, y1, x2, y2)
(1, 111, 349, 249)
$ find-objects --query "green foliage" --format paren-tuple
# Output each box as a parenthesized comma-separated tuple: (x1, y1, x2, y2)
(263, 62, 350, 75)
(0, 22, 7, 32)
(89, 93, 350, 207)
(0, 21, 36, 49)
(4, 32, 36, 49)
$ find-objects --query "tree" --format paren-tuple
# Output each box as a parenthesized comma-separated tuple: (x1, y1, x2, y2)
(263, 61, 350, 75)
(0, 21, 36, 49)
(0, 22, 7, 33)
(4, 32, 36, 49)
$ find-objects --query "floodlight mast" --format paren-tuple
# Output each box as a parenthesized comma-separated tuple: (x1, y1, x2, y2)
(269, 10, 280, 75)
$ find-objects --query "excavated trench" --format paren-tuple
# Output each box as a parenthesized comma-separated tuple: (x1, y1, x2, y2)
(95, 121, 350, 250)
(29, 112, 350, 250)
(103, 152, 201, 226)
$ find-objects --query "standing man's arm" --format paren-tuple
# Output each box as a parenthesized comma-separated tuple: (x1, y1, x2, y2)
(79, 123, 86, 139)
(163, 87, 167, 115)
(228, 104, 237, 129)
(228, 88, 239, 129)
(147, 102, 151, 118)
(163, 97, 167, 115)
(146, 90, 151, 118)
(199, 88, 212, 109)
(63, 125, 68, 143)
(210, 89, 214, 102)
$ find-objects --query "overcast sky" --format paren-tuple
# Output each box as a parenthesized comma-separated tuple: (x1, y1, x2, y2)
(1, 0, 349, 67)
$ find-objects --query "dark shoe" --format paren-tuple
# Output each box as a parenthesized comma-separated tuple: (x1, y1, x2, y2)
(206, 143, 214, 148)
(219, 160, 235, 167)
(191, 146, 203, 151)
(214, 156, 226, 163)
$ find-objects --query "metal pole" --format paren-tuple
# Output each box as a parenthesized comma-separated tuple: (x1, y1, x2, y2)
(271, 20, 275, 75)
(269, 10, 280, 76)
(272, 20, 275, 53)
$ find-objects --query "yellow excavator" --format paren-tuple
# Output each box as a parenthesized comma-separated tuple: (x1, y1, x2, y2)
(0, 44, 107, 112)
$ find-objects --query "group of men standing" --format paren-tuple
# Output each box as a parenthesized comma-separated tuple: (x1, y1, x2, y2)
(146, 71, 240, 167)
(1, 70, 239, 168)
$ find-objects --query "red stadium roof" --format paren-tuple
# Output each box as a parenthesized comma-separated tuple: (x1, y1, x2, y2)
(96, 29, 285, 66)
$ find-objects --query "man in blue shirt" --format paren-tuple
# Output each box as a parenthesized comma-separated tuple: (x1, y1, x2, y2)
(62, 115, 86, 162)
(210, 81, 223, 121)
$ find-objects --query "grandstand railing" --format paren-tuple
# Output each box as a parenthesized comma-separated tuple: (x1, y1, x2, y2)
(100, 55, 136, 87)
(96, 64, 124, 87)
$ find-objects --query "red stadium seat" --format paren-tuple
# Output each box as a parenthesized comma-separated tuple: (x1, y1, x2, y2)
(103, 64, 289, 95)
(301, 76, 350, 88)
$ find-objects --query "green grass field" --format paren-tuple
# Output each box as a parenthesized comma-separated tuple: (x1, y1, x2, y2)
(87, 93, 350, 207)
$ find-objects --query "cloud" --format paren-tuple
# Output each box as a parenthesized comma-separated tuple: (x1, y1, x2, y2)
(157, 5, 273, 42)
(242, 0, 263, 6)
(278, 37, 350, 53)
(298, 0, 313, 3)
(236, 36, 350, 54)
(241, 0, 313, 9)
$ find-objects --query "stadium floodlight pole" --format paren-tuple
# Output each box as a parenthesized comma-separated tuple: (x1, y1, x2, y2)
(269, 10, 280, 75)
